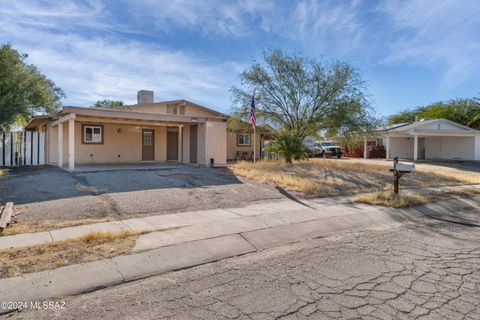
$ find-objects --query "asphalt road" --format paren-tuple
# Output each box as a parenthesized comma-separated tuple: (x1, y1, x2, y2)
(6, 215, 480, 319)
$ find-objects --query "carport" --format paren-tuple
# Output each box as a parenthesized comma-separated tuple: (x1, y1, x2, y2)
(364, 119, 480, 161)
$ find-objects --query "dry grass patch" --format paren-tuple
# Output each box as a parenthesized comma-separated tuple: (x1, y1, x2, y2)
(355, 190, 429, 208)
(231, 159, 468, 198)
(0, 230, 136, 278)
(0, 217, 113, 236)
(416, 167, 480, 185)
(355, 187, 480, 208)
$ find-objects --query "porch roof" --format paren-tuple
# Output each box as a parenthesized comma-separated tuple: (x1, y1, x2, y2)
(377, 119, 480, 137)
(24, 115, 52, 130)
(54, 106, 226, 125)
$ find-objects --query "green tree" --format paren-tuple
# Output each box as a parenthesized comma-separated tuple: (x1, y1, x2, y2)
(0, 44, 64, 132)
(389, 98, 480, 128)
(231, 49, 375, 163)
(468, 114, 480, 129)
(91, 99, 124, 109)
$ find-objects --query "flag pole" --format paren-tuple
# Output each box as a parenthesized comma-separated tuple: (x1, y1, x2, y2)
(253, 122, 256, 164)
(252, 91, 256, 164)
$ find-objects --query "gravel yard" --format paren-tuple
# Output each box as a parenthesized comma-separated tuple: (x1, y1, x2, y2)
(0, 166, 284, 224)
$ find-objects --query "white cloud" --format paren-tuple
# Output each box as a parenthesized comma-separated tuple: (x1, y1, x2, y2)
(1, 0, 478, 111)
(378, 0, 480, 86)
(28, 34, 240, 109)
(0, 1, 244, 111)
(286, 0, 363, 48)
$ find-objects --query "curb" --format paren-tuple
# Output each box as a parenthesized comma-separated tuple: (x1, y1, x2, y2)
(0, 234, 255, 315)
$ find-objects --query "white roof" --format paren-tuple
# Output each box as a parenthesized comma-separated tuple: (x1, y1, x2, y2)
(381, 119, 479, 136)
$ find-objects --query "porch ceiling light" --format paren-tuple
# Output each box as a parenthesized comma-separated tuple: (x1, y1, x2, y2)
(117, 128, 123, 134)
(191, 118, 198, 122)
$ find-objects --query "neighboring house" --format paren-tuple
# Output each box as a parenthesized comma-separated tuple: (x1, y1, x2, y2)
(363, 119, 480, 161)
(24, 90, 229, 171)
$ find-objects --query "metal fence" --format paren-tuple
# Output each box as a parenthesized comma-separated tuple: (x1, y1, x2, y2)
(0, 131, 45, 166)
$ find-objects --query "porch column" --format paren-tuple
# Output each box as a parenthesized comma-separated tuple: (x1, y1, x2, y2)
(68, 118, 75, 171)
(57, 123, 63, 168)
(363, 139, 368, 159)
(385, 135, 390, 160)
(475, 134, 480, 161)
(413, 134, 418, 161)
(178, 125, 183, 162)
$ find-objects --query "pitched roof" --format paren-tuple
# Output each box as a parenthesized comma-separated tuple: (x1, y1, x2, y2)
(388, 118, 479, 133)
(374, 122, 410, 132)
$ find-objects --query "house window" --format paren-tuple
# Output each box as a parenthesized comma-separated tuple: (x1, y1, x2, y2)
(83, 125, 103, 144)
(237, 133, 251, 146)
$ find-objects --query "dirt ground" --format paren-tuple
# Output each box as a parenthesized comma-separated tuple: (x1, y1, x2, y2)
(231, 158, 480, 198)
(0, 166, 284, 225)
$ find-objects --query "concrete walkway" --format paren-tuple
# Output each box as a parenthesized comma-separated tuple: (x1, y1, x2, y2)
(1, 192, 480, 314)
(2, 184, 480, 251)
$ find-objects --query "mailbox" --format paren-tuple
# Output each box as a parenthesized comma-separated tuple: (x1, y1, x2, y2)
(390, 157, 415, 196)
(395, 162, 415, 173)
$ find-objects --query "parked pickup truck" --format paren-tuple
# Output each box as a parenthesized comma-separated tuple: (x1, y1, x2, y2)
(313, 141, 342, 158)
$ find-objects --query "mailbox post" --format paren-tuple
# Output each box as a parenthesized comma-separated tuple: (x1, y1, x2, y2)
(390, 157, 415, 196)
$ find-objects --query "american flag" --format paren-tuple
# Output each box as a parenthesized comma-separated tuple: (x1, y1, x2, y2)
(249, 95, 256, 128)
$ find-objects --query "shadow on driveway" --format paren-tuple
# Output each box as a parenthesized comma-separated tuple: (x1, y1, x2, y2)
(0, 165, 284, 222)
(0, 165, 243, 205)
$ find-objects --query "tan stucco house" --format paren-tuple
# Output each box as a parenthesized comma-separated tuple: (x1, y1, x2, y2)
(25, 91, 230, 171)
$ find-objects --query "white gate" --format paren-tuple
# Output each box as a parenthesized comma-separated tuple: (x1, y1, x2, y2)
(0, 131, 45, 167)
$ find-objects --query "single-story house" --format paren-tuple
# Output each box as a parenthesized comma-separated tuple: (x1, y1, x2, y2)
(24, 90, 257, 171)
(363, 118, 480, 161)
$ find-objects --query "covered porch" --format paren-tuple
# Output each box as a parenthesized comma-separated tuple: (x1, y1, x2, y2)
(363, 119, 480, 161)
(48, 106, 227, 171)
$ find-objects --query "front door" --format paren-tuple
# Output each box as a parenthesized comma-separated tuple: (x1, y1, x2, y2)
(167, 130, 179, 161)
(142, 129, 155, 161)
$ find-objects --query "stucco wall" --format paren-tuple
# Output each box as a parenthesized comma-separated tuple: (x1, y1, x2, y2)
(49, 122, 171, 165)
(425, 136, 475, 160)
(226, 132, 261, 160)
(126, 103, 168, 114)
(184, 105, 219, 117)
(124, 102, 220, 117)
(389, 137, 414, 159)
(196, 120, 226, 166)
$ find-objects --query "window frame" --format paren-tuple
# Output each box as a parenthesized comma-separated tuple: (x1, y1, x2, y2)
(81, 124, 104, 144)
(237, 133, 251, 146)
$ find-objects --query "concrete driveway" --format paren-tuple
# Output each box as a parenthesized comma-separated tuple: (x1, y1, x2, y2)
(0, 166, 284, 222)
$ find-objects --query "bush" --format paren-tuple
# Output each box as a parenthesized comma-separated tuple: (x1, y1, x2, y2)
(266, 129, 307, 163)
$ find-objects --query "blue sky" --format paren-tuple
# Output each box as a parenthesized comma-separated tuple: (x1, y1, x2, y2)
(1, 0, 479, 118)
